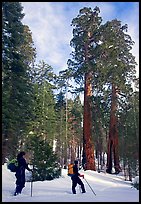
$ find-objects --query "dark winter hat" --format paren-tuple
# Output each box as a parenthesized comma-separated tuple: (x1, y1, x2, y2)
(17, 151, 26, 159)
(74, 160, 78, 164)
(20, 151, 26, 156)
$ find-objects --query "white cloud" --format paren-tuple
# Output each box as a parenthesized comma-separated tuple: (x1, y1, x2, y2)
(22, 2, 73, 74)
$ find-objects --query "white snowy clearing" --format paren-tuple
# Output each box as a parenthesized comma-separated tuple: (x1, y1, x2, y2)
(2, 163, 139, 202)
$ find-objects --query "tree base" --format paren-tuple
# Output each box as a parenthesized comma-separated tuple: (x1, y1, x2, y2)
(106, 169, 112, 174)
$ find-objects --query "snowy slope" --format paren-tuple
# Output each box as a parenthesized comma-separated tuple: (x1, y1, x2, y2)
(2, 163, 139, 202)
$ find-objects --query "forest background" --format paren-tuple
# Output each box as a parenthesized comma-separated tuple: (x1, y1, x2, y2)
(2, 2, 139, 182)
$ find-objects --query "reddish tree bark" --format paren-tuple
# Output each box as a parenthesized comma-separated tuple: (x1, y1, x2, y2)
(106, 84, 122, 174)
(83, 72, 96, 170)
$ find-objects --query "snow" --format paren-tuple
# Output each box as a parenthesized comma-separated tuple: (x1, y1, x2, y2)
(133, 176, 139, 184)
(2, 163, 139, 202)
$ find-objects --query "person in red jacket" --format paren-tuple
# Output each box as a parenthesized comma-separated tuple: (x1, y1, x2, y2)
(71, 160, 86, 194)
(14, 151, 32, 196)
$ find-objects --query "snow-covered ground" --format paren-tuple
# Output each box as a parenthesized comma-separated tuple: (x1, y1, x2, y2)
(2, 163, 139, 202)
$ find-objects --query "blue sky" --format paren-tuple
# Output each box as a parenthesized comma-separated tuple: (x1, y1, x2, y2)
(21, 2, 139, 77)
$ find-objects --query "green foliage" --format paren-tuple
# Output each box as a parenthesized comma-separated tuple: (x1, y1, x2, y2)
(55, 91, 66, 111)
(92, 95, 110, 152)
(69, 96, 83, 137)
(95, 19, 137, 91)
(26, 134, 61, 181)
(68, 6, 102, 85)
(29, 61, 57, 143)
(132, 183, 139, 190)
(118, 91, 139, 176)
(2, 2, 36, 160)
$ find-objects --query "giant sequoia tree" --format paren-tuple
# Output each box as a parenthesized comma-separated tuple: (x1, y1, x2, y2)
(94, 19, 137, 173)
(68, 7, 137, 173)
(68, 7, 102, 170)
(2, 2, 36, 162)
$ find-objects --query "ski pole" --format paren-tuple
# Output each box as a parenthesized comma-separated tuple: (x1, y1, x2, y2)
(31, 165, 34, 197)
(84, 178, 96, 196)
(31, 171, 33, 197)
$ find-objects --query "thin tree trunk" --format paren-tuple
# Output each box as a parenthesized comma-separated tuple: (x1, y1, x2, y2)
(2, 135, 7, 164)
(83, 72, 96, 170)
(64, 88, 68, 168)
(123, 161, 128, 181)
(106, 84, 121, 174)
(128, 162, 132, 181)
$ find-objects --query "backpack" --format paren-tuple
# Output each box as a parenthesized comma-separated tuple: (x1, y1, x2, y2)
(7, 159, 18, 172)
(68, 163, 74, 176)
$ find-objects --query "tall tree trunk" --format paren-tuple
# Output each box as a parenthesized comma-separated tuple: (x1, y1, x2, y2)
(83, 72, 96, 170)
(106, 84, 121, 174)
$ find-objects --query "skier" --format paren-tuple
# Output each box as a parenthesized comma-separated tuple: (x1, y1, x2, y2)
(71, 160, 86, 194)
(14, 151, 32, 196)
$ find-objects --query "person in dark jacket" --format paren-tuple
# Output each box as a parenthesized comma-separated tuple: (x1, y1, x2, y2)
(71, 160, 86, 194)
(14, 151, 32, 196)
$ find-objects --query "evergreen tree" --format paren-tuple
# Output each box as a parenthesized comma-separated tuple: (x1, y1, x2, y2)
(55, 91, 66, 167)
(94, 19, 137, 173)
(68, 7, 102, 170)
(26, 133, 61, 181)
(91, 95, 109, 171)
(67, 96, 83, 163)
(26, 61, 57, 145)
(118, 90, 139, 180)
(55, 70, 74, 167)
(2, 2, 36, 162)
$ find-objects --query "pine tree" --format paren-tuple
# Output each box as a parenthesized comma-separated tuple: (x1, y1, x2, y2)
(27, 61, 57, 144)
(68, 96, 83, 163)
(26, 133, 61, 181)
(2, 2, 36, 162)
(91, 95, 109, 172)
(55, 70, 74, 167)
(118, 90, 139, 180)
(55, 91, 66, 167)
